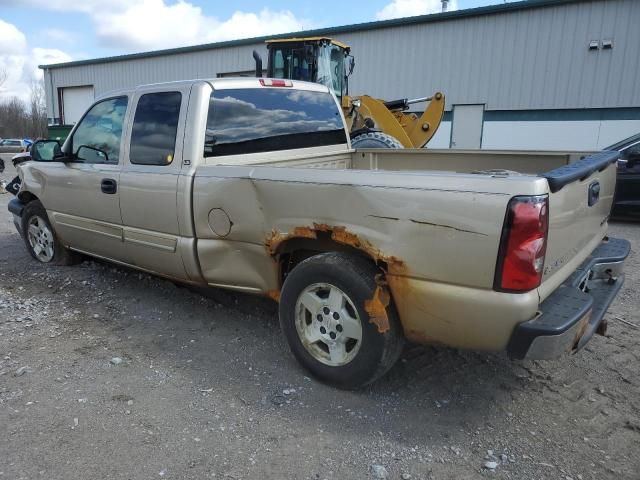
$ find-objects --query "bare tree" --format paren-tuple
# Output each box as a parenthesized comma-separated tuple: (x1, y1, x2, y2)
(0, 68, 7, 90)
(0, 97, 28, 138)
(0, 77, 48, 139)
(29, 78, 48, 138)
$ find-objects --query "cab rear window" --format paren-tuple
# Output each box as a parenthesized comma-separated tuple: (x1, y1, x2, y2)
(204, 88, 347, 157)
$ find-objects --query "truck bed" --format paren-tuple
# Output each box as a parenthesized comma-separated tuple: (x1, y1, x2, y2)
(208, 147, 592, 175)
(195, 146, 617, 351)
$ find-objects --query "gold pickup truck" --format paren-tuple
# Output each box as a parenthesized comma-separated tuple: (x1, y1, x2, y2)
(8, 78, 629, 388)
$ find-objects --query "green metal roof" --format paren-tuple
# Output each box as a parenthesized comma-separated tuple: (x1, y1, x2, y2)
(40, 0, 587, 69)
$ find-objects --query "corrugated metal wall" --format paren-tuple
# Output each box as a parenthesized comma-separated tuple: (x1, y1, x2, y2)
(44, 0, 640, 119)
(341, 0, 639, 109)
(44, 43, 271, 119)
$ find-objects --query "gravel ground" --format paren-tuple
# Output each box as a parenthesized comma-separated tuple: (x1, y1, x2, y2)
(1, 155, 639, 479)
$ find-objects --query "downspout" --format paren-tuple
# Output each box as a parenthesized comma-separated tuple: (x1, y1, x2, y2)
(45, 67, 56, 125)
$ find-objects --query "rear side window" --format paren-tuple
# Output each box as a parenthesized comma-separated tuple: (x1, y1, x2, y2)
(130, 91, 182, 165)
(204, 88, 347, 157)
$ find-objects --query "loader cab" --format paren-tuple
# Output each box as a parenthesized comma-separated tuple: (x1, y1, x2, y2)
(265, 38, 354, 100)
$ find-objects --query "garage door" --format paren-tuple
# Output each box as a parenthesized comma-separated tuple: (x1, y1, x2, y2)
(61, 86, 94, 124)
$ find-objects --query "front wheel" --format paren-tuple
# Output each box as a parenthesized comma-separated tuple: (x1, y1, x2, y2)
(279, 252, 404, 389)
(21, 201, 81, 265)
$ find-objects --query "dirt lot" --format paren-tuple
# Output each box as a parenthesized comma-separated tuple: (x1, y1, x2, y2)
(1, 156, 639, 480)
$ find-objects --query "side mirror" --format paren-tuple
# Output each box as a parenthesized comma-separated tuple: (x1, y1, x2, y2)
(30, 140, 62, 162)
(77, 145, 109, 163)
(625, 147, 640, 167)
(348, 55, 355, 76)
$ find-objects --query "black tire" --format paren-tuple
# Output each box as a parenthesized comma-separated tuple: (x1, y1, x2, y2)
(279, 252, 404, 389)
(21, 200, 81, 266)
(351, 131, 404, 149)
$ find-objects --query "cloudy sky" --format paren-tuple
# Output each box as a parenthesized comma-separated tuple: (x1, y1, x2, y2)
(0, 0, 505, 101)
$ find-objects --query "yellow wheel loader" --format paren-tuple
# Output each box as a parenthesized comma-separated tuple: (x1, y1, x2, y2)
(252, 37, 445, 148)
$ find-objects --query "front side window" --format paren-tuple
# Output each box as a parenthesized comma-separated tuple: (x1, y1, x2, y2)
(130, 91, 182, 166)
(204, 88, 347, 157)
(71, 97, 128, 164)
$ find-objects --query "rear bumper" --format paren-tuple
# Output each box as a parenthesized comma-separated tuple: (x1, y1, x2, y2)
(507, 237, 630, 360)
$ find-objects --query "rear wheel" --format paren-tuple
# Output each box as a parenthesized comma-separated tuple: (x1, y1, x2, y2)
(279, 252, 404, 388)
(351, 131, 404, 149)
(21, 201, 81, 265)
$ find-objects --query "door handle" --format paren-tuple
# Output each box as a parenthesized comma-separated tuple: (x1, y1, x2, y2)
(588, 181, 600, 207)
(101, 178, 117, 194)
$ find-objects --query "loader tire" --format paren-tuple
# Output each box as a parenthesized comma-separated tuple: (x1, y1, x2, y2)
(351, 131, 404, 149)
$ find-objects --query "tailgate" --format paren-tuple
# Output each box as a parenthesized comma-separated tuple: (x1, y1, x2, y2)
(539, 151, 619, 299)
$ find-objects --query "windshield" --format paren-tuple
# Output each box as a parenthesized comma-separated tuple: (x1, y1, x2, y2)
(317, 43, 346, 98)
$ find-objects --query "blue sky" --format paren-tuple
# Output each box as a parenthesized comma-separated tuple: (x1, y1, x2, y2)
(0, 0, 508, 99)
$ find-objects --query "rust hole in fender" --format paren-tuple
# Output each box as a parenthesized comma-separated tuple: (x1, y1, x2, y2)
(265, 227, 316, 256)
(265, 224, 407, 276)
(265, 224, 409, 330)
(364, 285, 391, 334)
(266, 290, 281, 302)
(290, 226, 318, 240)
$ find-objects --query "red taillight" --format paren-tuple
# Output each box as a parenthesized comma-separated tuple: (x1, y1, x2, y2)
(495, 195, 549, 292)
(259, 79, 293, 87)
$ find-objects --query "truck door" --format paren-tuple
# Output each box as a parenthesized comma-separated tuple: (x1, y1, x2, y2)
(118, 86, 190, 280)
(43, 96, 129, 261)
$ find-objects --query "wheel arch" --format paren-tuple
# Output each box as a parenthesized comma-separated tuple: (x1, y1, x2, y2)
(267, 225, 406, 294)
(17, 190, 41, 204)
(276, 236, 379, 282)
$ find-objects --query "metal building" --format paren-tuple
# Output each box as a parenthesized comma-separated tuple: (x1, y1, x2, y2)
(41, 0, 640, 150)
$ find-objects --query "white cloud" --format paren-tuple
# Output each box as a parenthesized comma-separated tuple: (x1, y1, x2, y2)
(0, 0, 131, 13)
(3, 0, 309, 53)
(0, 18, 28, 54)
(0, 19, 72, 102)
(0, 1, 309, 100)
(42, 28, 76, 44)
(97, 2, 307, 51)
(203, 9, 306, 45)
(375, 0, 458, 20)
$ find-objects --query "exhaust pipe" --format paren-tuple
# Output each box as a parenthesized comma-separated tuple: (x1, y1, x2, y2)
(253, 50, 263, 78)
